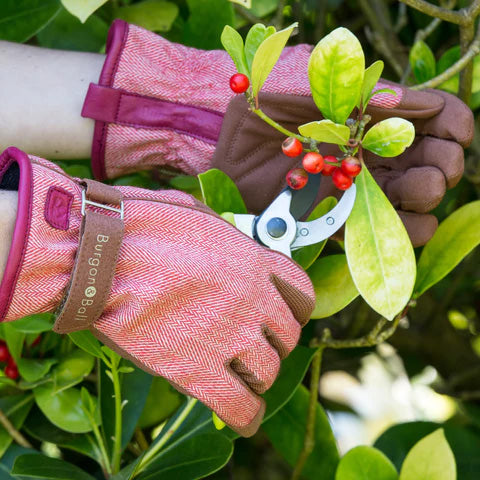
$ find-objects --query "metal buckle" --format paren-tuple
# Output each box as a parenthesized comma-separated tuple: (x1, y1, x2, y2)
(81, 189, 124, 220)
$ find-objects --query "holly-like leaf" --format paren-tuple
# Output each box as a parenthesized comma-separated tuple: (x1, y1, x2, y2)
(69, 330, 105, 359)
(53, 349, 95, 393)
(308, 27, 365, 124)
(61, 0, 108, 23)
(220, 25, 249, 76)
(244, 24, 276, 72)
(251, 23, 298, 97)
(309, 254, 359, 319)
(10, 313, 54, 334)
(399, 429, 456, 480)
(115, 0, 179, 32)
(336, 446, 398, 480)
(17, 358, 57, 383)
(362, 118, 415, 157)
(298, 120, 351, 145)
(361, 60, 384, 109)
(409, 40, 436, 84)
(414, 200, 480, 297)
(345, 167, 416, 320)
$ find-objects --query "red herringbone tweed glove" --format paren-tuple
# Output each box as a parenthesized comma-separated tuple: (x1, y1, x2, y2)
(0, 147, 314, 437)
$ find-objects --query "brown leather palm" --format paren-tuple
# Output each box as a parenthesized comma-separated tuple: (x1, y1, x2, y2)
(211, 83, 474, 247)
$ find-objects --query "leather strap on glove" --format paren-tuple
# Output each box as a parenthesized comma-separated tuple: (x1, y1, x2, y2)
(0, 147, 314, 437)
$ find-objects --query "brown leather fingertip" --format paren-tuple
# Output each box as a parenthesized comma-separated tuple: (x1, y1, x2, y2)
(397, 211, 438, 247)
(232, 399, 266, 438)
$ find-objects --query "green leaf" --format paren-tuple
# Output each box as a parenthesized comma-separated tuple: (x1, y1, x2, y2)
(221, 25, 249, 76)
(293, 197, 338, 269)
(61, 0, 108, 23)
(0, 395, 34, 459)
(53, 349, 95, 393)
(244, 23, 275, 72)
(345, 167, 416, 320)
(336, 446, 398, 480)
(309, 254, 359, 319)
(68, 330, 104, 359)
(198, 168, 247, 215)
(0, 0, 61, 43)
(399, 429, 456, 480)
(414, 200, 480, 297)
(298, 120, 351, 145)
(12, 454, 96, 480)
(361, 60, 384, 109)
(17, 358, 56, 383)
(34, 384, 93, 434)
(37, 7, 108, 52)
(137, 433, 233, 480)
(263, 385, 339, 480)
(308, 27, 365, 124)
(11, 314, 54, 334)
(251, 23, 297, 97)
(409, 40, 436, 84)
(115, 0, 178, 32)
(362, 118, 415, 157)
(3, 325, 25, 362)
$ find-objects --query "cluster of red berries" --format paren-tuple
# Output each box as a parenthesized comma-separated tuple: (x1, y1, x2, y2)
(282, 137, 361, 191)
(0, 341, 18, 379)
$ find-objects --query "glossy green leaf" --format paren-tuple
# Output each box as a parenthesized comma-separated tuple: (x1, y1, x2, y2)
(437, 47, 480, 95)
(293, 197, 337, 269)
(34, 384, 93, 433)
(10, 314, 54, 334)
(3, 324, 25, 363)
(37, 7, 108, 52)
(17, 358, 56, 383)
(298, 120, 351, 145)
(336, 446, 398, 480)
(61, 0, 108, 23)
(68, 330, 104, 359)
(345, 167, 416, 320)
(221, 26, 249, 76)
(409, 40, 436, 84)
(198, 168, 247, 214)
(309, 254, 359, 319)
(138, 377, 183, 429)
(399, 429, 456, 480)
(0, 395, 34, 459)
(53, 349, 95, 393)
(362, 60, 384, 109)
(137, 433, 233, 480)
(263, 385, 339, 480)
(414, 200, 480, 297)
(115, 0, 178, 32)
(1, 445, 40, 479)
(362, 118, 415, 157)
(12, 454, 96, 480)
(308, 27, 365, 124)
(0, 0, 61, 42)
(251, 23, 297, 97)
(244, 23, 275, 72)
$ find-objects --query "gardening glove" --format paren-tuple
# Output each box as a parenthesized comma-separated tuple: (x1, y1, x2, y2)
(81, 20, 474, 247)
(0, 146, 314, 437)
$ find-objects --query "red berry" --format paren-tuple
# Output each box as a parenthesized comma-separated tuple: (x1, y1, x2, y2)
(302, 152, 324, 174)
(332, 168, 353, 190)
(341, 156, 362, 177)
(5, 365, 18, 380)
(322, 155, 338, 176)
(286, 168, 308, 190)
(229, 73, 250, 94)
(282, 137, 303, 158)
(0, 344, 9, 363)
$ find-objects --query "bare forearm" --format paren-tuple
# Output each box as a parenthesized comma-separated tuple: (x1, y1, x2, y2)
(0, 192, 18, 280)
(0, 41, 104, 159)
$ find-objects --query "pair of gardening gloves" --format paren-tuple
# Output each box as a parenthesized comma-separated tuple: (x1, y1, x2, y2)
(0, 20, 473, 436)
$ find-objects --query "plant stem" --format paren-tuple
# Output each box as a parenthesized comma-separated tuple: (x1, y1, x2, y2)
(89, 416, 112, 476)
(291, 346, 325, 480)
(399, 0, 466, 24)
(0, 408, 32, 448)
(135, 427, 149, 452)
(459, 21, 475, 103)
(111, 362, 123, 474)
(135, 397, 198, 475)
(252, 108, 311, 143)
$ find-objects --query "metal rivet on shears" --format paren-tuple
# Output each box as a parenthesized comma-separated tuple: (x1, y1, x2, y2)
(299, 228, 309, 236)
(326, 217, 334, 225)
(267, 217, 288, 238)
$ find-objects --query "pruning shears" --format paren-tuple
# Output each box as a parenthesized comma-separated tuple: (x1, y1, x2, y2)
(234, 174, 357, 257)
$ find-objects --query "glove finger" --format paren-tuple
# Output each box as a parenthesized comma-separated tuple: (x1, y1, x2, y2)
(397, 211, 438, 247)
(230, 338, 281, 394)
(382, 166, 446, 213)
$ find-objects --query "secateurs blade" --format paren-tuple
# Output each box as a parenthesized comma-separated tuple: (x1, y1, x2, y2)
(234, 173, 357, 257)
